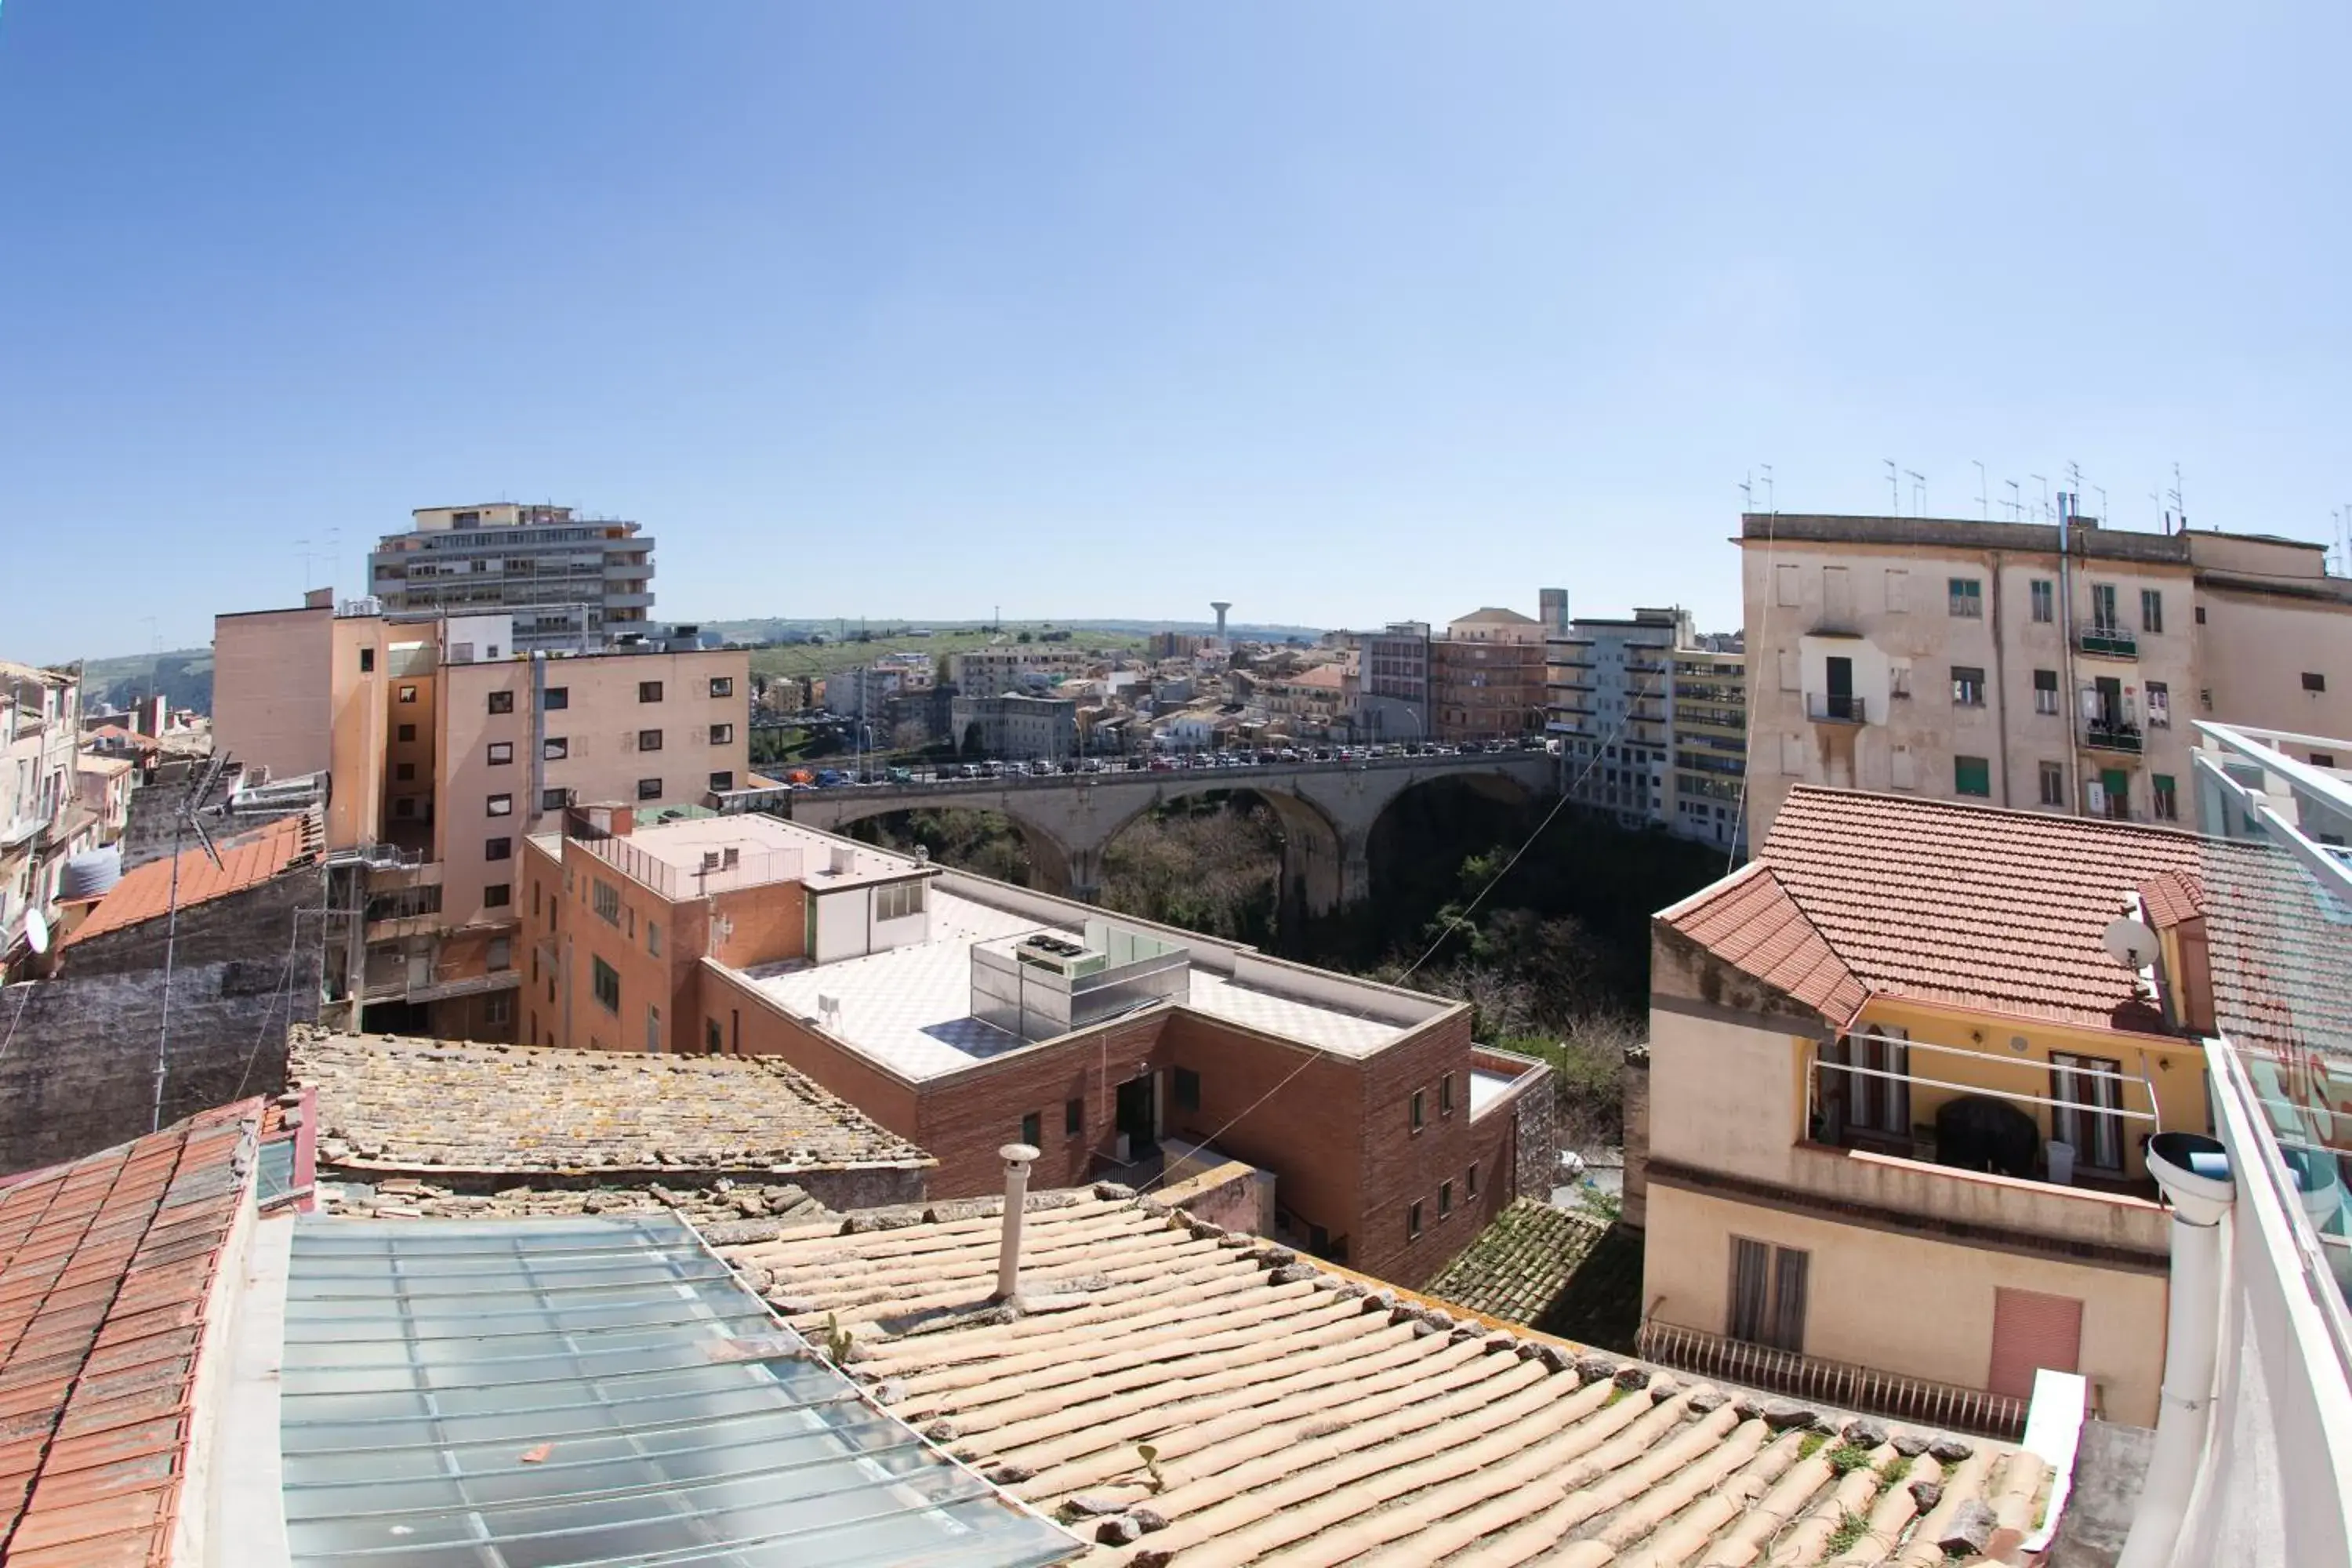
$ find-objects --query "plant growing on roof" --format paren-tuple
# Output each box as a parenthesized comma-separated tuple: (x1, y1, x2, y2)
(821, 1311, 854, 1367)
(1824, 1440, 1877, 1475)
(1823, 1508, 1870, 1556)
(1137, 1443, 1166, 1494)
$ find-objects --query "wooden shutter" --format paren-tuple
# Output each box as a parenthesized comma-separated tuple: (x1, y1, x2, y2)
(1988, 1287, 2082, 1399)
(1728, 1239, 1770, 1341)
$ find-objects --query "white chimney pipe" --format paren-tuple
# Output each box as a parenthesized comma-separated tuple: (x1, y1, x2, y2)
(996, 1142, 1040, 1302)
(2118, 1131, 2237, 1568)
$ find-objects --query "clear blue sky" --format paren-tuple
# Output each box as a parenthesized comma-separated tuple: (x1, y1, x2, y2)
(3, 2, 2346, 662)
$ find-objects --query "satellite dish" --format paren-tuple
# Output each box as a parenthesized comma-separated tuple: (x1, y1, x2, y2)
(23, 911, 47, 956)
(2103, 916, 2159, 971)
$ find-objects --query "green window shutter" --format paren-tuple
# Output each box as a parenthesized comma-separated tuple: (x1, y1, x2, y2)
(1955, 756, 1992, 797)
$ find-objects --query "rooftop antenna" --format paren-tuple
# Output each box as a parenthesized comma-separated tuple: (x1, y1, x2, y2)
(327, 524, 343, 600)
(2093, 485, 2108, 524)
(1738, 476, 1755, 513)
(2005, 479, 2022, 521)
(1884, 459, 1900, 514)
(1973, 459, 1987, 519)
(1759, 463, 1774, 511)
(151, 753, 234, 1134)
(2031, 474, 2051, 522)
(1907, 470, 1927, 517)
(295, 537, 313, 595)
(2169, 464, 2187, 532)
(2066, 460, 2084, 507)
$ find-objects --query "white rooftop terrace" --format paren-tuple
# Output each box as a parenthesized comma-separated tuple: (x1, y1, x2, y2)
(543, 814, 924, 899)
(735, 875, 1449, 1082)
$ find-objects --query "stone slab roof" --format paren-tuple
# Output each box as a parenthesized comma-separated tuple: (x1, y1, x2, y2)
(1425, 1199, 1644, 1353)
(717, 1187, 2046, 1564)
(289, 1027, 933, 1178)
(0, 1102, 260, 1566)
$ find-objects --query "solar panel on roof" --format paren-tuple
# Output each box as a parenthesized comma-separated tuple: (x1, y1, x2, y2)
(278, 1215, 1078, 1568)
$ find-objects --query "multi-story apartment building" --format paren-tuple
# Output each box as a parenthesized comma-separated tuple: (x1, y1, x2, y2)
(1548, 606, 1748, 852)
(515, 807, 1554, 1286)
(1741, 509, 2352, 848)
(369, 503, 656, 653)
(1263, 661, 1350, 739)
(946, 647, 1092, 695)
(2, 660, 94, 970)
(1637, 786, 2237, 1430)
(948, 693, 1078, 760)
(824, 665, 902, 724)
(1358, 621, 1431, 741)
(1430, 606, 1548, 742)
(211, 601, 746, 1038)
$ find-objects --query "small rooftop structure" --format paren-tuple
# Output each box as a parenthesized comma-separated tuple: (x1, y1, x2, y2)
(557, 810, 920, 898)
(57, 808, 321, 947)
(720, 1185, 2056, 1561)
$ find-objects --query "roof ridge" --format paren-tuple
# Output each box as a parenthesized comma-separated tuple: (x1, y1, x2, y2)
(1771, 784, 2205, 847)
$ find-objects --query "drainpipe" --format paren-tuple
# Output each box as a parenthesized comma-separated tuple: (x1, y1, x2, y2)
(995, 1142, 1040, 1302)
(2118, 1130, 2236, 1568)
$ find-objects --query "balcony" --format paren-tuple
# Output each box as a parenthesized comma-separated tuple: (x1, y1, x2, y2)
(1806, 693, 1867, 724)
(2077, 626, 2139, 660)
(2084, 721, 2145, 754)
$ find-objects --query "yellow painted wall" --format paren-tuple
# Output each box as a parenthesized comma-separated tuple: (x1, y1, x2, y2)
(1643, 1181, 2168, 1426)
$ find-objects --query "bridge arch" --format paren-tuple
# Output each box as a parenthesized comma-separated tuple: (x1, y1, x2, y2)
(1091, 779, 1349, 921)
(770, 795, 1085, 898)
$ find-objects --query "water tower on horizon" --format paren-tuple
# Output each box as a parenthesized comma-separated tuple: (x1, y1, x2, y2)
(1210, 601, 1232, 641)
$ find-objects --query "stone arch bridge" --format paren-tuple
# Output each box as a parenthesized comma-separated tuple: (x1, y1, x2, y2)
(720, 752, 1557, 913)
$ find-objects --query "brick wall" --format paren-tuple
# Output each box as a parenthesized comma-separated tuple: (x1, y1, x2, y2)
(915, 1016, 1170, 1196)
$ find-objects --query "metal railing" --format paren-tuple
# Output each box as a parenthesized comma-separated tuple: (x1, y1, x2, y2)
(1806, 693, 1866, 724)
(2085, 721, 2145, 753)
(2078, 626, 2140, 659)
(1636, 1320, 2031, 1439)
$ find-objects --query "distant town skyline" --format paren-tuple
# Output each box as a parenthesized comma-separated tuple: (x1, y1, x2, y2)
(5, 3, 2347, 659)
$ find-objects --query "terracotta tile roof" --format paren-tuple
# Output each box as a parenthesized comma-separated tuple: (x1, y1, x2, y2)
(1674, 787, 2211, 1033)
(59, 811, 320, 949)
(1657, 862, 1868, 1023)
(2139, 868, 2206, 931)
(0, 1102, 259, 1567)
(289, 1026, 935, 1177)
(2193, 843, 2352, 1059)
(1425, 1200, 1644, 1352)
(720, 1188, 2041, 1563)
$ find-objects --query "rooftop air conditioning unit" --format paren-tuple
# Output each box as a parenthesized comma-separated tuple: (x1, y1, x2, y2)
(1014, 933, 1106, 979)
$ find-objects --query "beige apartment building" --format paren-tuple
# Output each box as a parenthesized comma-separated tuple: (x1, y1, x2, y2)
(1431, 606, 1548, 741)
(212, 600, 747, 1038)
(1546, 604, 1748, 853)
(370, 502, 656, 653)
(1742, 510, 2352, 848)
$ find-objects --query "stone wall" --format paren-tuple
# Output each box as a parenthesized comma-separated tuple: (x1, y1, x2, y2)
(0, 869, 326, 1173)
(1621, 1044, 1652, 1229)
(1510, 1072, 1559, 1207)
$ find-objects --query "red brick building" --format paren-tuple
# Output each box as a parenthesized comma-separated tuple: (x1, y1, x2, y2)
(517, 807, 1552, 1286)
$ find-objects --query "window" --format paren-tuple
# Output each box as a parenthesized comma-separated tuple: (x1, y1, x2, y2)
(542, 686, 568, 710)
(1951, 666, 1987, 707)
(709, 723, 735, 745)
(592, 957, 620, 1013)
(485, 836, 512, 862)
(2030, 579, 2054, 623)
(647, 1004, 662, 1054)
(1820, 1026, 1908, 1136)
(637, 778, 662, 801)
(488, 937, 512, 972)
(542, 787, 571, 811)
(359, 647, 376, 673)
(2304, 672, 2328, 693)
(487, 741, 514, 765)
(706, 1020, 724, 1055)
(1410, 1089, 1425, 1131)
(2091, 583, 2120, 632)
(543, 738, 568, 760)
(2147, 681, 2171, 728)
(1020, 1111, 1042, 1147)
(638, 729, 663, 751)
(2152, 774, 2179, 821)
(2314, 753, 2338, 770)
(488, 690, 514, 715)
(487, 793, 513, 817)
(2141, 589, 2165, 634)
(1728, 1239, 1809, 1352)
(1174, 1067, 1202, 1112)
(1065, 1098, 1083, 1136)
(1883, 568, 1908, 613)
(1466, 1163, 1479, 1199)
(1439, 1181, 1454, 1218)
(1439, 1073, 1455, 1115)
(485, 993, 513, 1026)
(484, 882, 511, 908)
(593, 880, 621, 924)
(637, 681, 664, 703)
(709, 676, 735, 698)
(1948, 578, 1983, 618)
(709, 770, 735, 792)
(394, 684, 417, 705)
(1407, 1201, 1424, 1241)
(2040, 761, 2065, 808)
(1774, 564, 1802, 608)
(394, 797, 416, 818)
(394, 761, 416, 782)
(397, 724, 416, 742)
(2195, 604, 2207, 625)
(874, 880, 927, 922)
(2051, 1052, 2126, 1170)
(1955, 755, 1991, 797)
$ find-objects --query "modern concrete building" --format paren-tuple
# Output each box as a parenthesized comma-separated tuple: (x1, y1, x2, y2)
(946, 647, 1092, 695)
(1548, 605, 1748, 853)
(209, 599, 748, 1040)
(368, 502, 656, 652)
(949, 692, 1078, 760)
(1430, 605, 1549, 742)
(516, 808, 1554, 1287)
(1740, 508, 2352, 848)
(1358, 620, 1432, 741)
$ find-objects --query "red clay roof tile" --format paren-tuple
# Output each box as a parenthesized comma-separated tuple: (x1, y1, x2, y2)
(58, 812, 317, 949)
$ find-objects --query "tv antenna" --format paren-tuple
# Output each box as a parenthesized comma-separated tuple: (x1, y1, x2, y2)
(295, 538, 313, 595)
(151, 753, 234, 1132)
(1738, 475, 1755, 512)
(2004, 479, 2022, 521)
(1907, 470, 1927, 517)
(1973, 459, 1987, 520)
(2066, 459, 2083, 506)
(2169, 464, 2187, 531)
(1884, 459, 1900, 514)
(1759, 464, 1774, 510)
(2031, 474, 2051, 522)
(2093, 485, 2108, 524)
